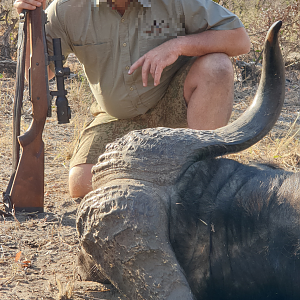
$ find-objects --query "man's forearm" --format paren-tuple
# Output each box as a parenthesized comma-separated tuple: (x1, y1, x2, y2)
(175, 27, 251, 58)
(129, 26, 251, 87)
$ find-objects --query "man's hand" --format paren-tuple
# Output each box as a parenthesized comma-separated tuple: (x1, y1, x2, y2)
(128, 39, 181, 87)
(14, 0, 46, 14)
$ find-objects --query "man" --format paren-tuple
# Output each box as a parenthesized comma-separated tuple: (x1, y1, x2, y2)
(14, 0, 251, 198)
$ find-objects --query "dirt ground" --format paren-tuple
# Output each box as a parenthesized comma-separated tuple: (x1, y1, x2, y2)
(0, 63, 125, 299)
(0, 58, 299, 299)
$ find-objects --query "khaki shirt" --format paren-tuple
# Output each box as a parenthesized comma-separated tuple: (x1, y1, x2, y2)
(46, 0, 243, 119)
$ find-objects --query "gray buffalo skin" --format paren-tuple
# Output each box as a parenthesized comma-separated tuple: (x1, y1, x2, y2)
(76, 22, 295, 299)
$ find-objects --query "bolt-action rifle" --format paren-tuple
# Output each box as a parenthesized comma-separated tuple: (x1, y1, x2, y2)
(1, 7, 71, 215)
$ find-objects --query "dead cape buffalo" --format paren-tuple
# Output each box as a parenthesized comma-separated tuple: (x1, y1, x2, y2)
(76, 21, 296, 300)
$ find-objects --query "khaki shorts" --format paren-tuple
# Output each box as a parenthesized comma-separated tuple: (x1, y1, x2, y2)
(70, 58, 195, 169)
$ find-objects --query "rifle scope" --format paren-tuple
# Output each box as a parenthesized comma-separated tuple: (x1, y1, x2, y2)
(50, 38, 71, 124)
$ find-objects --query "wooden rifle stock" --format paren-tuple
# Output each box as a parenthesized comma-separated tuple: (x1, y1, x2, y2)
(9, 7, 49, 212)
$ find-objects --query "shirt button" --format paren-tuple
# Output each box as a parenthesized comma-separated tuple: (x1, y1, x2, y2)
(126, 66, 130, 70)
(130, 86, 134, 91)
(121, 18, 125, 22)
(123, 42, 127, 47)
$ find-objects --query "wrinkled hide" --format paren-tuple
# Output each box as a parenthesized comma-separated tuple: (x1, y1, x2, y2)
(171, 158, 300, 300)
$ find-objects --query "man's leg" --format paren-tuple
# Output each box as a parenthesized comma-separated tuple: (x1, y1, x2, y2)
(184, 53, 234, 130)
(69, 164, 94, 198)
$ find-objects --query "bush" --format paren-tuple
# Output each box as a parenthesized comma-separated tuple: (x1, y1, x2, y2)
(223, 0, 300, 63)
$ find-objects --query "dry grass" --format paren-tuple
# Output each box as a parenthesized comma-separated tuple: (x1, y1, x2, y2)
(227, 125, 300, 171)
(228, 70, 300, 171)
(223, 0, 300, 63)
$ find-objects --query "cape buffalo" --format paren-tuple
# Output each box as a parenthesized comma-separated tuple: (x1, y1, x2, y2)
(76, 21, 296, 300)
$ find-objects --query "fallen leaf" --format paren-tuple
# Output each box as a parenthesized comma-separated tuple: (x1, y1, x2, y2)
(15, 251, 22, 262)
(21, 260, 31, 268)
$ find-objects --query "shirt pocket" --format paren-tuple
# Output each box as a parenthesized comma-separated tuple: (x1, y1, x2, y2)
(73, 40, 113, 92)
(139, 36, 175, 57)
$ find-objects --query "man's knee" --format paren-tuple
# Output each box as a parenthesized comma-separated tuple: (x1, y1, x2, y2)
(69, 164, 94, 198)
(193, 53, 234, 82)
(184, 53, 234, 129)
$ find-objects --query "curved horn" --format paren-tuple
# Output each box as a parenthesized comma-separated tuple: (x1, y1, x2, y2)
(92, 21, 285, 188)
(209, 20, 285, 157)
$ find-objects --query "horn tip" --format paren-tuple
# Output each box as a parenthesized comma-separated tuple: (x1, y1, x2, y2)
(267, 21, 282, 44)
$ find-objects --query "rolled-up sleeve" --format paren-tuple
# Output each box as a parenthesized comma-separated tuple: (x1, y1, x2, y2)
(176, 0, 244, 34)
